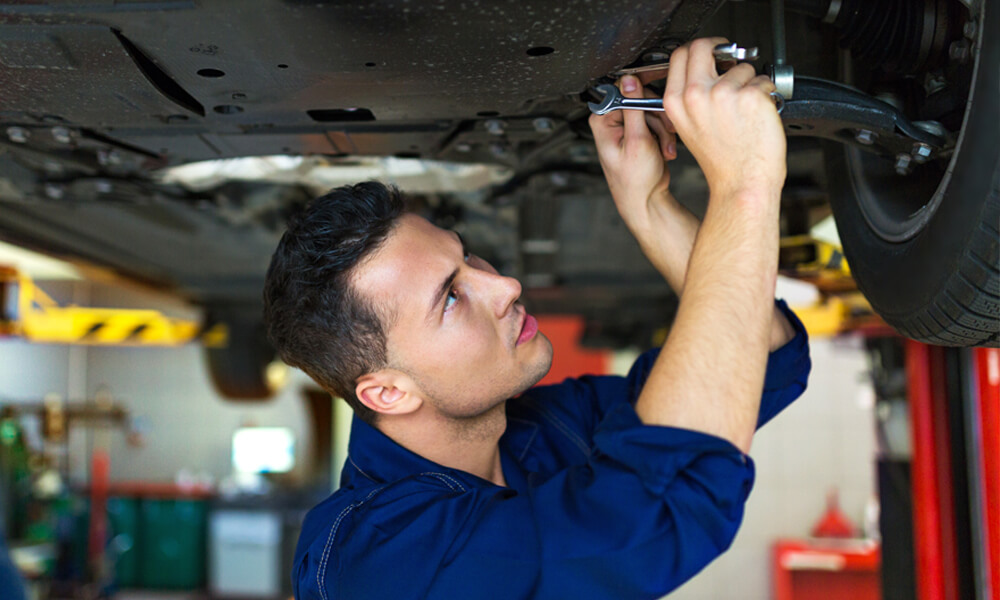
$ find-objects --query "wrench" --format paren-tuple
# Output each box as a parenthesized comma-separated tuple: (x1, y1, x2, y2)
(588, 82, 785, 116)
(614, 42, 759, 77)
(588, 43, 784, 116)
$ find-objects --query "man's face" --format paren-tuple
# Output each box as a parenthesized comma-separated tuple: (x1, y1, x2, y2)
(352, 213, 553, 419)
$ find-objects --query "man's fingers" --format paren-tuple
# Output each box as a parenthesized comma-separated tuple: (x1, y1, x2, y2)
(747, 73, 777, 94)
(588, 108, 625, 148)
(664, 45, 688, 100)
(686, 36, 731, 83)
(644, 114, 677, 159)
(718, 62, 757, 88)
(619, 76, 654, 143)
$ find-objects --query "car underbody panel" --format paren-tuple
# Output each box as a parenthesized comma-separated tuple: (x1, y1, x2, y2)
(1, 0, 995, 350)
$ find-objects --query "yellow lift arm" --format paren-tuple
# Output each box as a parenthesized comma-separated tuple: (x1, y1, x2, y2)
(0, 266, 226, 347)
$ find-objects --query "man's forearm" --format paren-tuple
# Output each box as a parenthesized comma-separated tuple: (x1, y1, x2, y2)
(632, 190, 699, 294)
(634, 189, 781, 453)
(636, 192, 796, 352)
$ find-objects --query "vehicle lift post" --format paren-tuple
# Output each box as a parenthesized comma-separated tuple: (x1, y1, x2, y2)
(906, 342, 998, 600)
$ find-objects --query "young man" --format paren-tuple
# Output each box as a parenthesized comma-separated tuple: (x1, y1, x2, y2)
(265, 38, 810, 599)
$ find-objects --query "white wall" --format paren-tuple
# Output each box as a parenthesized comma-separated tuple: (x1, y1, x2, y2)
(665, 334, 878, 600)
(1, 279, 312, 487)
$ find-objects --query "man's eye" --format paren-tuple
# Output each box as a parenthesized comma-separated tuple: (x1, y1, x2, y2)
(444, 288, 459, 312)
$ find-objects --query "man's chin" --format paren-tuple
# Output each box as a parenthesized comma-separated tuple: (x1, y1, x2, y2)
(522, 333, 555, 390)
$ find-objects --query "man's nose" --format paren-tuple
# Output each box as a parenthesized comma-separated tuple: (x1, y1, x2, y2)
(485, 271, 522, 318)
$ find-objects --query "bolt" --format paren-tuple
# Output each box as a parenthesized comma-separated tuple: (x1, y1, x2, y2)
(43, 160, 63, 174)
(568, 144, 593, 162)
(550, 172, 569, 186)
(51, 127, 72, 144)
(231, 92, 246, 100)
(6, 126, 29, 143)
(855, 129, 877, 145)
(894, 153, 913, 176)
(911, 142, 933, 164)
(949, 40, 971, 64)
(963, 20, 977, 39)
(914, 120, 948, 139)
(98, 149, 123, 166)
(95, 180, 113, 194)
(489, 142, 508, 158)
(44, 183, 64, 200)
(484, 119, 506, 136)
(454, 142, 472, 153)
(924, 73, 947, 95)
(532, 117, 554, 134)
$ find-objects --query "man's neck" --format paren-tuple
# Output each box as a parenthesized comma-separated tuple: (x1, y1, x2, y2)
(376, 402, 509, 487)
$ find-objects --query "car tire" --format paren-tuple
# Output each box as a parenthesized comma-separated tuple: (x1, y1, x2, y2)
(204, 305, 280, 400)
(825, 0, 999, 347)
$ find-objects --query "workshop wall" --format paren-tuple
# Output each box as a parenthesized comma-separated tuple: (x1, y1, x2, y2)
(0, 280, 74, 401)
(0, 279, 312, 488)
(82, 282, 311, 485)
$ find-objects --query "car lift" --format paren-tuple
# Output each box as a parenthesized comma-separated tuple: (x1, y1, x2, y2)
(905, 342, 998, 600)
(778, 235, 890, 338)
(0, 266, 226, 347)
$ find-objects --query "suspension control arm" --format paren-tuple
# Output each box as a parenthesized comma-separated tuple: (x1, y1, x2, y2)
(780, 76, 947, 163)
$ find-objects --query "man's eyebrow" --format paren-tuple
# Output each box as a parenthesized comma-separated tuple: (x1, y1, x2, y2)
(427, 231, 464, 318)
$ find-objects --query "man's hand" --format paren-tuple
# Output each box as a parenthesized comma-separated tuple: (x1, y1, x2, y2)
(589, 74, 700, 293)
(589, 75, 676, 223)
(661, 38, 785, 199)
(589, 41, 795, 351)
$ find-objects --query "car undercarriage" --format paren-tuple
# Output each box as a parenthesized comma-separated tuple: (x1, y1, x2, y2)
(0, 0, 996, 397)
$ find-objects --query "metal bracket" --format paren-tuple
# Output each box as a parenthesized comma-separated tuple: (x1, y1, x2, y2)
(779, 77, 947, 164)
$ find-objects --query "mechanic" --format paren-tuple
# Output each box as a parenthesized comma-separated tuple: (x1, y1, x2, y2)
(265, 37, 810, 599)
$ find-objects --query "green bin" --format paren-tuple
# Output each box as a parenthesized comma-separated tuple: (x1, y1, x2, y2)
(105, 497, 140, 587)
(138, 499, 206, 589)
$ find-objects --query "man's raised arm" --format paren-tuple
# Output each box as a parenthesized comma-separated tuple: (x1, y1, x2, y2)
(590, 37, 789, 453)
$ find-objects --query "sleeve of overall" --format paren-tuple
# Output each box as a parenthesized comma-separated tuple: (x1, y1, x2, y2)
(517, 299, 811, 444)
(756, 299, 811, 428)
(422, 403, 756, 600)
(549, 406, 755, 599)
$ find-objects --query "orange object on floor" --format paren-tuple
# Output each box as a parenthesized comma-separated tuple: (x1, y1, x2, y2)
(773, 538, 881, 600)
(811, 489, 858, 538)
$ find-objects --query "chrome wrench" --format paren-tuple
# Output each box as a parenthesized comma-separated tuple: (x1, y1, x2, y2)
(588, 84, 785, 116)
(613, 42, 759, 77)
(588, 43, 785, 116)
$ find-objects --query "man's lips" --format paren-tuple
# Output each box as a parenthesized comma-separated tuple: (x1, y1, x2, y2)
(517, 312, 538, 346)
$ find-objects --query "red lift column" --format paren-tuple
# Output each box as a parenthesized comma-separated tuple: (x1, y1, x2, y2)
(972, 348, 998, 599)
(907, 341, 998, 600)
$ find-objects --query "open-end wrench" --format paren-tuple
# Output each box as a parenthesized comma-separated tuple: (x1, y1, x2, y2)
(588, 82, 785, 116)
(614, 42, 758, 77)
(588, 43, 784, 116)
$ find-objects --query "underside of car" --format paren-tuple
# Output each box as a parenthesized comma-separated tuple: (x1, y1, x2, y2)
(0, 0, 996, 398)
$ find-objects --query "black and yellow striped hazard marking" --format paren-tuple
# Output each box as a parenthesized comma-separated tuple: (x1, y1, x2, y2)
(2, 269, 229, 347)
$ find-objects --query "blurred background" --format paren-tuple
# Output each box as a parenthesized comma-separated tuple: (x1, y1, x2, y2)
(5, 223, 991, 600)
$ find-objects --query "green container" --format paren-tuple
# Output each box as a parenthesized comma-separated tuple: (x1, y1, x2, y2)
(105, 497, 140, 587)
(138, 499, 206, 589)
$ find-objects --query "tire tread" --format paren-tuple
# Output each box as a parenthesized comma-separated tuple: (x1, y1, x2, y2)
(896, 190, 1000, 347)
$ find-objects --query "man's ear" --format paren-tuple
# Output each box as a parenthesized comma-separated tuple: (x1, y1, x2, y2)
(355, 371, 422, 416)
